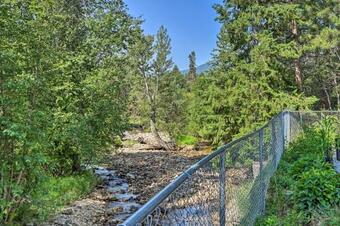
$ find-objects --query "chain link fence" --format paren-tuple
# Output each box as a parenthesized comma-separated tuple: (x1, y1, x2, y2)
(288, 111, 340, 142)
(120, 111, 339, 226)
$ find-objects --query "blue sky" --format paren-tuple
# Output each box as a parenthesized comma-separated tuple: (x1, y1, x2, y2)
(125, 0, 221, 70)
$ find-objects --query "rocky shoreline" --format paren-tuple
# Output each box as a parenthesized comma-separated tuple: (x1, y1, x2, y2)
(42, 131, 209, 226)
(42, 166, 140, 226)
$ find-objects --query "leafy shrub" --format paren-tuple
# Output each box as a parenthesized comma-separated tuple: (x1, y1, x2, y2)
(0, 153, 48, 225)
(284, 129, 324, 162)
(256, 212, 304, 226)
(315, 115, 338, 162)
(289, 155, 332, 180)
(263, 160, 295, 216)
(258, 121, 339, 225)
(256, 215, 281, 226)
(293, 168, 339, 216)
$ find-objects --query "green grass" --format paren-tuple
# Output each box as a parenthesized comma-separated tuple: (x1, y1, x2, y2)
(18, 171, 97, 224)
(176, 134, 198, 145)
(123, 139, 139, 147)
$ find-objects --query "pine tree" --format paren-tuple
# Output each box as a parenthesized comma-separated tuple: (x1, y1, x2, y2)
(213, 0, 338, 107)
(159, 65, 186, 137)
(188, 51, 197, 83)
(130, 26, 175, 150)
(187, 0, 327, 144)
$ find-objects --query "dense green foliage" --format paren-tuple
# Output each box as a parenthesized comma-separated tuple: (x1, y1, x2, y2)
(158, 66, 187, 137)
(185, 0, 339, 145)
(188, 71, 315, 144)
(256, 120, 340, 226)
(0, 0, 140, 224)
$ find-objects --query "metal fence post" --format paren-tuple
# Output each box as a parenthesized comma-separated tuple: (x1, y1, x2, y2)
(284, 111, 291, 144)
(281, 112, 285, 153)
(259, 129, 265, 213)
(219, 152, 226, 226)
(271, 120, 277, 170)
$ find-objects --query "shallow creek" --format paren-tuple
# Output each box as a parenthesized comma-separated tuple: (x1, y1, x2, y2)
(94, 166, 141, 224)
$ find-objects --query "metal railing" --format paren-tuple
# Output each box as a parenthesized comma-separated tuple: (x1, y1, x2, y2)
(120, 111, 339, 226)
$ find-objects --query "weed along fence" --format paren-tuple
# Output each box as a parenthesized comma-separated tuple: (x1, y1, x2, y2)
(120, 111, 340, 226)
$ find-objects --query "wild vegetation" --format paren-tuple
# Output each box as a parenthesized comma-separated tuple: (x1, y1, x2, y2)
(256, 117, 339, 225)
(0, 0, 339, 224)
(0, 0, 139, 224)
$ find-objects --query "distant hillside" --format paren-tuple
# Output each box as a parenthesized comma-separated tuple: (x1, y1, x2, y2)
(181, 62, 211, 74)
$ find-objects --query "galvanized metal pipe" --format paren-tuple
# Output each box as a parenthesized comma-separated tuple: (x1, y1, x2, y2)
(219, 152, 226, 225)
(271, 119, 277, 170)
(259, 129, 265, 213)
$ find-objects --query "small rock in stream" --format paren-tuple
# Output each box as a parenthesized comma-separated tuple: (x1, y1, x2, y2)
(108, 206, 124, 215)
(114, 193, 137, 202)
(108, 202, 141, 213)
(108, 178, 127, 187)
(107, 184, 128, 193)
(126, 173, 136, 179)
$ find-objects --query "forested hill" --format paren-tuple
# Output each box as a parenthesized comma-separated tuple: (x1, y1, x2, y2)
(181, 62, 211, 74)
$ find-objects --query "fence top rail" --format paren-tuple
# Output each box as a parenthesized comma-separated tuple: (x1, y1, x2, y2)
(120, 111, 286, 226)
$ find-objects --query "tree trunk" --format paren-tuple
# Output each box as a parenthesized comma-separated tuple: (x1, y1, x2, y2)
(142, 69, 174, 151)
(323, 86, 332, 110)
(71, 153, 81, 173)
(294, 59, 303, 91)
(150, 109, 173, 151)
(291, 19, 303, 92)
(334, 75, 340, 110)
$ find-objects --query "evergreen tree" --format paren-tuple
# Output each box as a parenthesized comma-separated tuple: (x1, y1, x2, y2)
(188, 0, 327, 144)
(1, 0, 339, 223)
(188, 51, 197, 83)
(213, 0, 338, 107)
(151, 26, 174, 144)
(159, 65, 186, 137)
(130, 26, 175, 150)
(153, 26, 173, 78)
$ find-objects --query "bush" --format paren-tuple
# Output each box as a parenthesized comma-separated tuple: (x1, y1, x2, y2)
(256, 211, 304, 226)
(0, 153, 48, 225)
(258, 121, 339, 225)
(113, 135, 123, 148)
(315, 115, 338, 162)
(283, 129, 324, 162)
(293, 168, 339, 216)
(288, 155, 332, 180)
